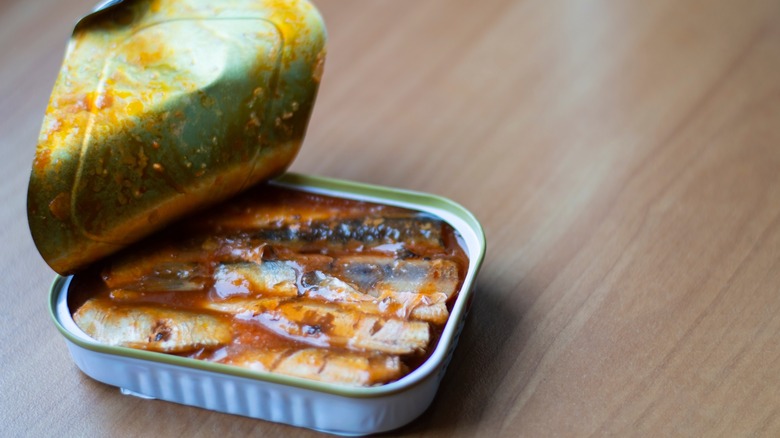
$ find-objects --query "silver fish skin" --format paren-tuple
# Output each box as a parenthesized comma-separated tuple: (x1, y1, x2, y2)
(206, 298, 430, 355)
(102, 249, 211, 292)
(212, 261, 298, 299)
(334, 256, 459, 299)
(304, 272, 449, 324)
(73, 299, 232, 353)
(101, 238, 268, 292)
(249, 216, 444, 249)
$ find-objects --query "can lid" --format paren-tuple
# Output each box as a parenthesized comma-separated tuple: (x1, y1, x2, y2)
(27, 0, 327, 274)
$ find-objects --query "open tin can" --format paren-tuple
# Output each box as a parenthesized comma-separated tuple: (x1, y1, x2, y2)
(31, 0, 485, 435)
(49, 173, 485, 435)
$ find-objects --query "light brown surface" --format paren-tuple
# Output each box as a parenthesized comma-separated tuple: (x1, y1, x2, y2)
(3, 0, 780, 436)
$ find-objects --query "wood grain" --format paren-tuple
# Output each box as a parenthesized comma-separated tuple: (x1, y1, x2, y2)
(3, 0, 780, 436)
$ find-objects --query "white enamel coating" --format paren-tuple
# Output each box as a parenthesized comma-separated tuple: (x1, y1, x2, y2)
(61, 335, 445, 435)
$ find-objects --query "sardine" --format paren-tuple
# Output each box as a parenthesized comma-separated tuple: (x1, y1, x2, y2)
(333, 256, 459, 299)
(224, 348, 403, 386)
(101, 225, 455, 294)
(206, 298, 429, 355)
(210, 261, 449, 323)
(212, 261, 298, 299)
(102, 249, 455, 324)
(249, 216, 444, 250)
(73, 299, 232, 353)
(191, 187, 418, 233)
(102, 248, 212, 292)
(101, 237, 268, 291)
(304, 272, 449, 324)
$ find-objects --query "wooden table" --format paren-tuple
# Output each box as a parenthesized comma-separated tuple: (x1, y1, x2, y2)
(3, 0, 780, 436)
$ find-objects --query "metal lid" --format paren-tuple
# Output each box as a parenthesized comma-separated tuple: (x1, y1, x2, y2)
(28, 0, 327, 274)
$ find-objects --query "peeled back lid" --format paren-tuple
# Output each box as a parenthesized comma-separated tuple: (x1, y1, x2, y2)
(27, 0, 327, 274)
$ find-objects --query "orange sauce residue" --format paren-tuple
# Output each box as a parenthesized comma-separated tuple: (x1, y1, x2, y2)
(125, 100, 144, 116)
(33, 147, 52, 172)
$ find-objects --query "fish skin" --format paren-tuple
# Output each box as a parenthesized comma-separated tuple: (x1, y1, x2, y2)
(101, 237, 266, 291)
(305, 272, 450, 324)
(212, 261, 298, 299)
(206, 298, 430, 355)
(101, 250, 456, 324)
(107, 271, 208, 292)
(73, 299, 232, 353)
(214, 258, 452, 323)
(218, 255, 455, 323)
(192, 203, 377, 230)
(225, 348, 403, 386)
(102, 251, 211, 292)
(101, 217, 455, 295)
(334, 255, 459, 299)
(250, 217, 444, 249)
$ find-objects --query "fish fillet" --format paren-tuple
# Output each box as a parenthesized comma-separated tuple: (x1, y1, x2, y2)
(101, 237, 268, 291)
(250, 217, 444, 249)
(225, 348, 403, 386)
(102, 248, 211, 292)
(73, 299, 232, 353)
(206, 298, 429, 355)
(212, 261, 298, 299)
(214, 258, 452, 323)
(334, 255, 459, 299)
(305, 272, 449, 324)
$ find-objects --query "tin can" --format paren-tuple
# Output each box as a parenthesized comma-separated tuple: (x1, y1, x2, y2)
(31, 0, 487, 433)
(49, 173, 486, 435)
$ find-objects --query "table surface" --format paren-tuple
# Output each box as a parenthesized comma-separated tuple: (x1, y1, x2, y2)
(3, 0, 780, 436)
